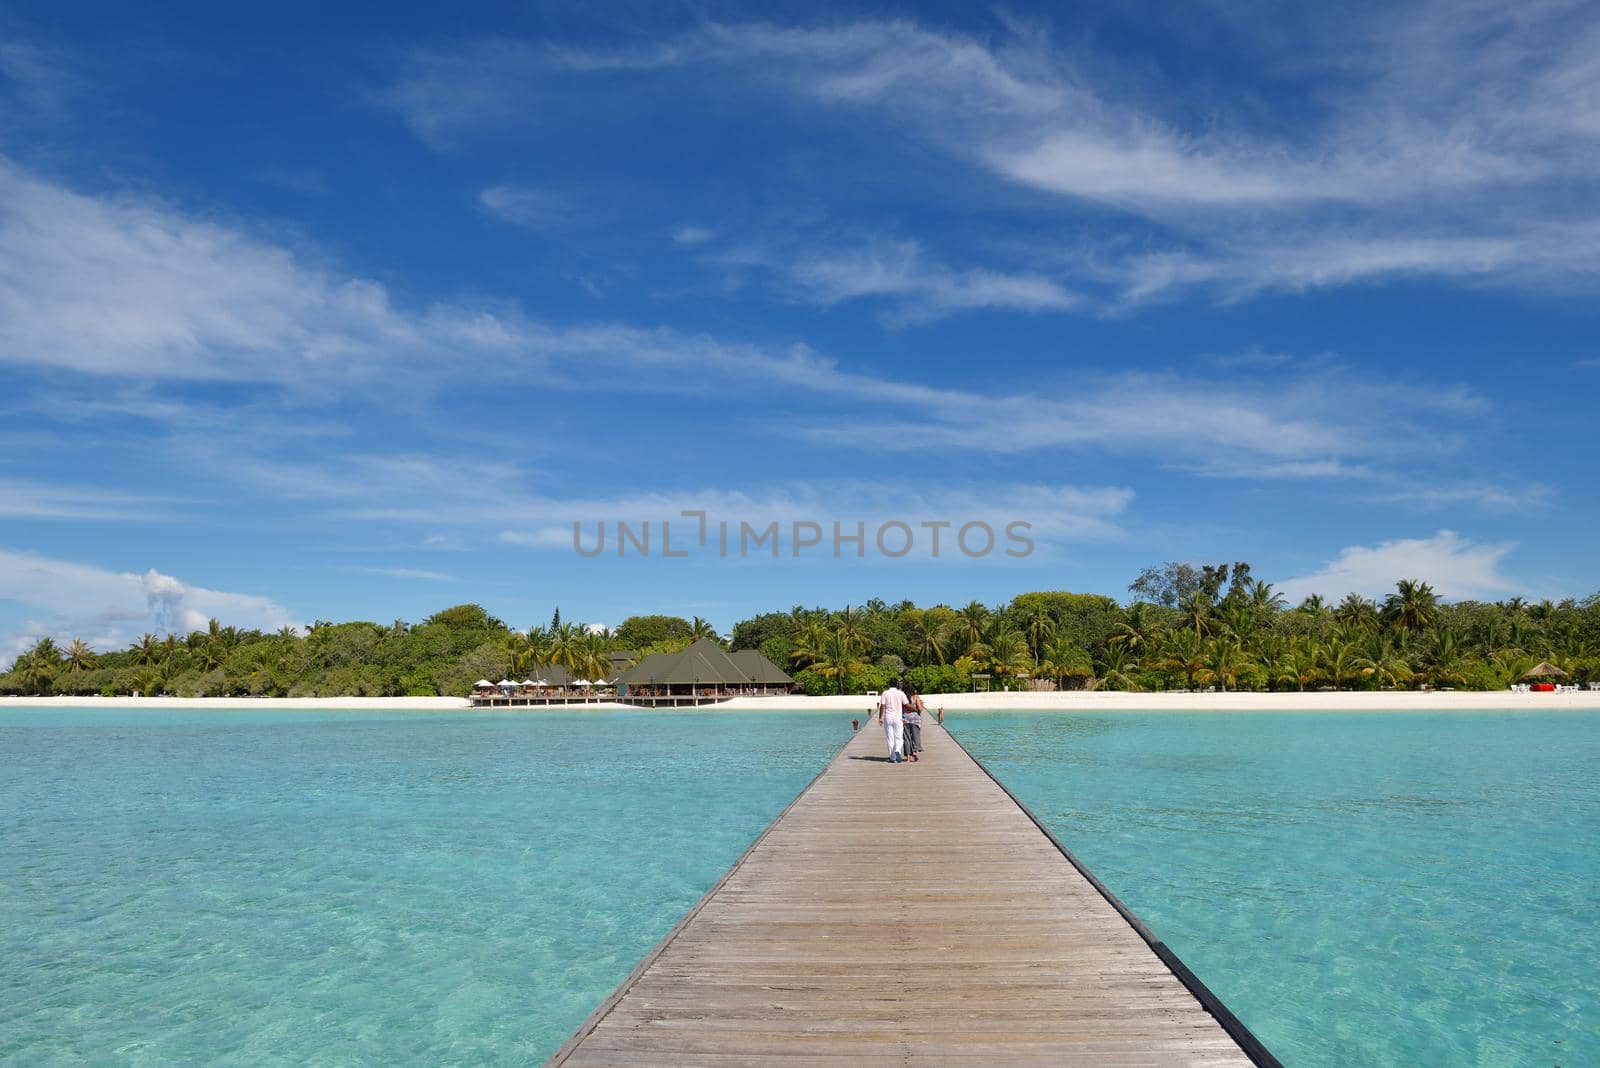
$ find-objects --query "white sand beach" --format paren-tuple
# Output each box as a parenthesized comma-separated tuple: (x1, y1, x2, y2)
(3, 690, 1598, 712)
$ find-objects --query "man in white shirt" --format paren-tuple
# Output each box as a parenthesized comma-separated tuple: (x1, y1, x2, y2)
(877, 682, 907, 763)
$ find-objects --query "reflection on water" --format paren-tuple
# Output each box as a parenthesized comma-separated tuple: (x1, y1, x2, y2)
(953, 710, 1600, 1068)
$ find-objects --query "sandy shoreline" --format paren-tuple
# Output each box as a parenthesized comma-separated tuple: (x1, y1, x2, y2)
(2, 690, 1597, 712)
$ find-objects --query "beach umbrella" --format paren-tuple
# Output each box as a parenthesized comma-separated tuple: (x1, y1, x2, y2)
(574, 679, 592, 686)
(475, 679, 493, 687)
(1525, 662, 1568, 678)
(497, 679, 515, 688)
(520, 679, 537, 687)
(536, 679, 548, 686)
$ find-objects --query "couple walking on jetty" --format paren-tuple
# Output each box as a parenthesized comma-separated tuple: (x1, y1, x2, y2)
(876, 681, 939, 764)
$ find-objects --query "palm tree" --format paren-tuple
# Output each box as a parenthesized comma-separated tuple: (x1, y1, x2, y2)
(65, 638, 97, 673)
(956, 601, 990, 655)
(1158, 630, 1205, 690)
(1292, 591, 1331, 617)
(1334, 594, 1379, 632)
(790, 620, 832, 668)
(1322, 638, 1362, 690)
(133, 633, 161, 666)
(689, 616, 719, 642)
(1356, 635, 1413, 688)
(1218, 600, 1255, 641)
(1016, 604, 1055, 660)
(1199, 636, 1250, 691)
(1181, 590, 1213, 640)
(1095, 645, 1142, 691)
(834, 606, 872, 656)
(982, 625, 1033, 683)
(1273, 640, 1322, 692)
(1249, 580, 1286, 615)
(907, 611, 949, 667)
(813, 630, 866, 695)
(1382, 579, 1439, 633)
(1110, 602, 1160, 655)
(1421, 627, 1470, 688)
(132, 668, 162, 697)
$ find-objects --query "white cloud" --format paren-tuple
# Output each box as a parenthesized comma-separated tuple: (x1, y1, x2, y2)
(344, 565, 458, 582)
(0, 479, 189, 521)
(0, 549, 298, 653)
(781, 240, 1082, 323)
(0, 40, 77, 123)
(1279, 531, 1521, 603)
(0, 160, 429, 384)
(0, 160, 1492, 484)
(476, 184, 576, 230)
(671, 225, 715, 245)
(1367, 483, 1555, 513)
(382, 11, 1600, 304)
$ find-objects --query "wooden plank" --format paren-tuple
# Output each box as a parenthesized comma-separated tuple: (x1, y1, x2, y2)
(549, 720, 1276, 1066)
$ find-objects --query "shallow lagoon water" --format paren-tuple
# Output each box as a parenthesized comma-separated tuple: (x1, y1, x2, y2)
(5, 707, 1596, 1066)
(951, 710, 1600, 1067)
(0, 708, 850, 1064)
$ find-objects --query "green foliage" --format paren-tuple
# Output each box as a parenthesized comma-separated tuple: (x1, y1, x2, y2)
(729, 611, 801, 652)
(11, 578, 1598, 700)
(615, 615, 693, 648)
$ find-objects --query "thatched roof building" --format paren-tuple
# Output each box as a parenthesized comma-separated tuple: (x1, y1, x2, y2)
(619, 638, 792, 696)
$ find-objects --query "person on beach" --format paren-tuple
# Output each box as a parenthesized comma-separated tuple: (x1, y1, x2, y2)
(878, 681, 907, 763)
(902, 685, 924, 762)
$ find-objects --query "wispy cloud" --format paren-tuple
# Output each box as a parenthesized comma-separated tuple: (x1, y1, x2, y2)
(671, 225, 715, 245)
(0, 160, 1496, 491)
(343, 565, 459, 582)
(1366, 482, 1555, 513)
(0, 548, 297, 654)
(476, 184, 580, 230)
(0, 479, 190, 521)
(1279, 531, 1521, 603)
(382, 9, 1600, 306)
(772, 239, 1081, 323)
(0, 39, 77, 123)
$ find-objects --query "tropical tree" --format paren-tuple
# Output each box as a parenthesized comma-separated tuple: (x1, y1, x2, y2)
(1110, 602, 1160, 655)
(1383, 579, 1439, 633)
(1334, 594, 1380, 632)
(982, 625, 1034, 682)
(790, 620, 832, 668)
(65, 638, 97, 673)
(1199, 636, 1251, 691)
(812, 630, 867, 695)
(1322, 638, 1362, 689)
(956, 601, 990, 655)
(1181, 590, 1214, 640)
(1016, 604, 1056, 660)
(1273, 640, 1322, 692)
(689, 616, 719, 642)
(1355, 635, 1413, 688)
(1094, 645, 1142, 691)
(135, 633, 162, 666)
(907, 611, 949, 666)
(1159, 630, 1206, 690)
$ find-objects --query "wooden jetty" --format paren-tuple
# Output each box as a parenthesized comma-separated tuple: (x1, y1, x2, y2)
(550, 720, 1278, 1066)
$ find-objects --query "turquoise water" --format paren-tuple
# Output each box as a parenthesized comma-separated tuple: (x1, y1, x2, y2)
(0, 708, 849, 1064)
(951, 711, 1600, 1067)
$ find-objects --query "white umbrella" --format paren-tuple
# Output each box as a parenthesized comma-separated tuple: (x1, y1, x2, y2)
(574, 679, 592, 686)
(520, 679, 537, 687)
(497, 679, 515, 688)
(475, 679, 493, 688)
(536, 679, 549, 686)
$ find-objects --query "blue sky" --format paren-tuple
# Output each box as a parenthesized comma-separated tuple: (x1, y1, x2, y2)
(3, 1, 1599, 651)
